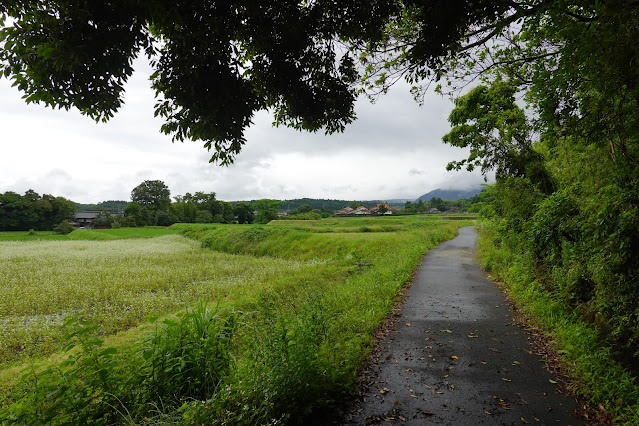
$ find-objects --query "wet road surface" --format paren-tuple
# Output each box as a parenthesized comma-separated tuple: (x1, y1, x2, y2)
(344, 227, 584, 425)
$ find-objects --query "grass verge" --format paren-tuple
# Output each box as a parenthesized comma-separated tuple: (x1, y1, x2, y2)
(476, 221, 639, 424)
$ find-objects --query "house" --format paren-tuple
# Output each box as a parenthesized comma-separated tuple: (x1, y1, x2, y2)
(337, 206, 371, 215)
(72, 210, 106, 228)
(369, 203, 395, 215)
(336, 206, 355, 215)
(353, 206, 371, 215)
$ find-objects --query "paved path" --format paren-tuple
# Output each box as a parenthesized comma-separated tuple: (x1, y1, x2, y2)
(344, 227, 584, 425)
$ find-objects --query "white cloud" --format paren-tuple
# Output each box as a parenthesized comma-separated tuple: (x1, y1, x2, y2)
(0, 57, 488, 204)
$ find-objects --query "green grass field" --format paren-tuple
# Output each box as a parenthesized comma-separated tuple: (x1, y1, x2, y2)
(0, 227, 177, 242)
(0, 216, 473, 424)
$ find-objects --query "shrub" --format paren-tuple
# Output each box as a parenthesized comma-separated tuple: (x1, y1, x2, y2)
(195, 210, 214, 223)
(140, 301, 239, 402)
(111, 221, 121, 229)
(53, 220, 75, 235)
(28, 229, 36, 236)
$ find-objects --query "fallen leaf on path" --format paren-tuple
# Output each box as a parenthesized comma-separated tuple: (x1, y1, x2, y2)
(398, 415, 406, 421)
(406, 323, 411, 326)
(549, 379, 557, 384)
(450, 355, 459, 360)
(379, 387, 390, 394)
(521, 417, 528, 424)
(502, 378, 511, 382)
(394, 400, 399, 405)
(440, 329, 452, 333)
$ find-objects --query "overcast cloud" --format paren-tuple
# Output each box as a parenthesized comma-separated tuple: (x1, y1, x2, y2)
(0, 58, 486, 204)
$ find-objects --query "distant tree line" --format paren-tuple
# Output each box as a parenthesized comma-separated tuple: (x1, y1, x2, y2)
(0, 190, 75, 231)
(115, 180, 285, 227)
(75, 200, 129, 213)
(0, 182, 482, 232)
(402, 194, 483, 214)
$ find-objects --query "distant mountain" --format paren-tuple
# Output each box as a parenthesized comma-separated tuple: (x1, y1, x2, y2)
(416, 187, 482, 202)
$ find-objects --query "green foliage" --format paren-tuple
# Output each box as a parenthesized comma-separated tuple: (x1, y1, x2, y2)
(0, 1, 401, 163)
(75, 200, 128, 214)
(52, 220, 74, 235)
(476, 222, 639, 424)
(154, 210, 172, 227)
(253, 199, 284, 224)
(293, 203, 313, 214)
(278, 212, 322, 221)
(1, 217, 468, 423)
(131, 180, 171, 213)
(195, 209, 214, 223)
(2, 303, 239, 424)
(141, 301, 238, 402)
(233, 201, 254, 224)
(0, 190, 75, 231)
(2, 315, 131, 424)
(90, 211, 117, 228)
(443, 81, 555, 194)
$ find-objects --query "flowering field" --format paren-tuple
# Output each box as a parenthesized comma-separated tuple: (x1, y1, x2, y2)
(0, 235, 316, 366)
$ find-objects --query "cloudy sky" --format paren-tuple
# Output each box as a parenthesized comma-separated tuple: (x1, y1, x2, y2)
(0, 58, 485, 204)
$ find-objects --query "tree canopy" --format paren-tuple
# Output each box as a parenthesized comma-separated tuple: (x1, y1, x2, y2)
(0, 189, 75, 231)
(131, 180, 171, 211)
(2, 2, 638, 165)
(0, 0, 399, 164)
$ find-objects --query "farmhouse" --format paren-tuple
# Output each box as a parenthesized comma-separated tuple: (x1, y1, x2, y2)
(337, 203, 395, 216)
(336, 206, 355, 215)
(72, 210, 103, 228)
(369, 203, 395, 215)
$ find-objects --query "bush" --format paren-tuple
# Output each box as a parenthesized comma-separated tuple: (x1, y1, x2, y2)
(140, 301, 238, 402)
(28, 229, 36, 236)
(154, 210, 172, 226)
(53, 220, 75, 235)
(196, 210, 214, 223)
(111, 221, 121, 229)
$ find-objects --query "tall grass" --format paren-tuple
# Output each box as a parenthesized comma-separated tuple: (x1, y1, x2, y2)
(1, 217, 471, 424)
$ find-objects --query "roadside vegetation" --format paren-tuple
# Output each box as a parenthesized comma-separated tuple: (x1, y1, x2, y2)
(0, 216, 472, 424)
(477, 221, 639, 423)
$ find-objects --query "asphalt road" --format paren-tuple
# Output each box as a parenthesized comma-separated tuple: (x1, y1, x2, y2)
(343, 226, 584, 425)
